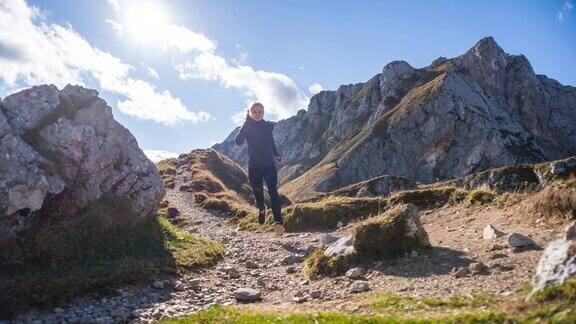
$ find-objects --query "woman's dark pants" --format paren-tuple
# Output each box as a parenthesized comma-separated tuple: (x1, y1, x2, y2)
(248, 166, 283, 224)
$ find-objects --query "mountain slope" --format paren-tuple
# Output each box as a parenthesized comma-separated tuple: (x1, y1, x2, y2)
(214, 37, 576, 201)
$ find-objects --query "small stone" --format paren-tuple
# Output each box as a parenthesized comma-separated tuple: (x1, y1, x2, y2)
(174, 282, 186, 291)
(256, 277, 266, 287)
(233, 288, 261, 302)
(245, 260, 260, 269)
(346, 267, 367, 279)
(286, 266, 297, 274)
(167, 207, 180, 219)
(292, 296, 307, 303)
(350, 281, 370, 293)
(320, 233, 338, 245)
(453, 267, 469, 278)
(310, 290, 322, 299)
(280, 255, 304, 265)
(152, 280, 165, 289)
(469, 262, 490, 275)
(483, 224, 505, 240)
(187, 279, 201, 289)
(506, 233, 536, 248)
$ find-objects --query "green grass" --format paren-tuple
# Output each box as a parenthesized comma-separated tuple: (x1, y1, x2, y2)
(368, 292, 495, 312)
(161, 305, 513, 323)
(303, 246, 357, 278)
(388, 187, 467, 209)
(352, 204, 430, 261)
(164, 284, 576, 323)
(236, 196, 387, 232)
(0, 194, 224, 318)
(530, 278, 576, 303)
(466, 188, 496, 205)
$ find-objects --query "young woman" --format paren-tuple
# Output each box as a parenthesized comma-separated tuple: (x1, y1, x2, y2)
(235, 103, 285, 236)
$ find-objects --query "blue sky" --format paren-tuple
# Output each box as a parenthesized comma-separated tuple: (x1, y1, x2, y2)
(1, 0, 575, 161)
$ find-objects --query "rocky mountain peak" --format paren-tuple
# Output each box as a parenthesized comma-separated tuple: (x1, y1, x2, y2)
(214, 36, 576, 201)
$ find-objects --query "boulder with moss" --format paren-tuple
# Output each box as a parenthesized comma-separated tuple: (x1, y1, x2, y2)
(353, 204, 430, 260)
(0, 84, 163, 238)
(305, 204, 430, 277)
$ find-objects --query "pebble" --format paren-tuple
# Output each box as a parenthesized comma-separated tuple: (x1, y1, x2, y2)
(346, 267, 367, 279)
(350, 281, 370, 293)
(233, 288, 261, 302)
(152, 280, 165, 289)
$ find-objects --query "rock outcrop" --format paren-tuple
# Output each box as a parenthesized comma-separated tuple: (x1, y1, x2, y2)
(0, 84, 164, 237)
(214, 37, 576, 201)
(531, 222, 576, 295)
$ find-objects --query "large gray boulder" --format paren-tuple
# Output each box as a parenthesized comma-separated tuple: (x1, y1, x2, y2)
(0, 84, 164, 237)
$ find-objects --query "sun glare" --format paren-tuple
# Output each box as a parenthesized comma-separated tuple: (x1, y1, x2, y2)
(123, 2, 170, 45)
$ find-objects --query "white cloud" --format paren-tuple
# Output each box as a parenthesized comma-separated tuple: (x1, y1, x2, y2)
(143, 149, 178, 163)
(163, 25, 216, 53)
(146, 66, 159, 79)
(0, 0, 212, 125)
(308, 83, 324, 95)
(106, 18, 123, 35)
(176, 52, 309, 120)
(558, 0, 574, 22)
(116, 78, 213, 124)
(107, 0, 120, 11)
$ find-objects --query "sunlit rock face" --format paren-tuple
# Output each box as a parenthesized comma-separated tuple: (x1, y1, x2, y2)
(214, 37, 576, 201)
(0, 84, 164, 237)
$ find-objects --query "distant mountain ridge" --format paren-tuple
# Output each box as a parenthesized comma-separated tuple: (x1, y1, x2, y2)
(213, 37, 576, 201)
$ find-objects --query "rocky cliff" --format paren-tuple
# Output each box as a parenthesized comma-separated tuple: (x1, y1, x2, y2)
(214, 37, 576, 201)
(0, 84, 164, 237)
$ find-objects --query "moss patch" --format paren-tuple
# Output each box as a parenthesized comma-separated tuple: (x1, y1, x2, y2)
(466, 188, 496, 205)
(352, 204, 430, 261)
(284, 196, 387, 232)
(304, 246, 357, 278)
(387, 186, 467, 209)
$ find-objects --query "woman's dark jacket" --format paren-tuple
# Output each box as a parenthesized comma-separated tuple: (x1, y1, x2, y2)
(235, 117, 279, 169)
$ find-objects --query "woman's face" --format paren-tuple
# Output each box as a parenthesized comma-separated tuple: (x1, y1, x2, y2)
(250, 105, 264, 121)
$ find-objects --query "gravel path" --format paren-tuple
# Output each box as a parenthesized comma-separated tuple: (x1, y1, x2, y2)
(13, 186, 567, 323)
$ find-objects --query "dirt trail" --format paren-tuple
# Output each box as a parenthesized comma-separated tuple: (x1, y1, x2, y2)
(14, 184, 566, 323)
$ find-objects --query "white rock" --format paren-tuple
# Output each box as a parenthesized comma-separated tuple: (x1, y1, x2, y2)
(324, 235, 355, 257)
(483, 224, 505, 240)
(346, 267, 367, 279)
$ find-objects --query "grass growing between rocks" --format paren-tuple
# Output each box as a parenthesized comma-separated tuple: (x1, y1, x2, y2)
(0, 195, 224, 318)
(465, 188, 496, 205)
(524, 176, 576, 220)
(304, 204, 430, 278)
(237, 196, 387, 232)
(387, 186, 467, 209)
(164, 281, 576, 323)
(304, 246, 357, 278)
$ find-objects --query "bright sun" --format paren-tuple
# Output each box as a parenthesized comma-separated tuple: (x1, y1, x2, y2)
(122, 2, 170, 45)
